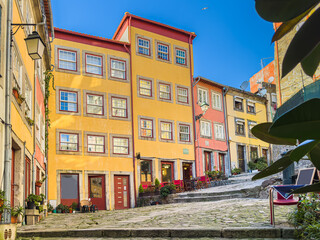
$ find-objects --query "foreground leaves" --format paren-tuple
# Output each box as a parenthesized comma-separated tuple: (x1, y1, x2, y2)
(290, 140, 320, 162)
(291, 182, 320, 194)
(255, 0, 320, 22)
(252, 151, 294, 180)
(281, 7, 320, 78)
(251, 123, 296, 145)
(308, 144, 320, 169)
(269, 99, 320, 140)
(301, 43, 320, 77)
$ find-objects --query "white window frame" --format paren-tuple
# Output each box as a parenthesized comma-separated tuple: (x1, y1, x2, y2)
(112, 137, 129, 155)
(198, 88, 208, 105)
(58, 49, 77, 71)
(212, 91, 222, 110)
(177, 86, 189, 104)
(85, 53, 103, 76)
(110, 58, 126, 80)
(59, 133, 79, 152)
(59, 90, 78, 113)
(214, 123, 225, 141)
(200, 120, 212, 138)
(137, 37, 150, 56)
(160, 121, 173, 141)
(86, 93, 104, 116)
(87, 135, 105, 153)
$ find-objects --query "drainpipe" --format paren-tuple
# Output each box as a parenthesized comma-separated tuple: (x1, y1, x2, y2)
(32, 60, 37, 194)
(189, 35, 197, 178)
(126, 16, 137, 207)
(222, 87, 231, 176)
(3, 0, 13, 211)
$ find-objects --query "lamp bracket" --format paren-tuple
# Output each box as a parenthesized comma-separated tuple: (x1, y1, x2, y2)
(11, 23, 37, 36)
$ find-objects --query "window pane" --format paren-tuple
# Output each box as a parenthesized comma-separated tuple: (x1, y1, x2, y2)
(61, 175, 78, 199)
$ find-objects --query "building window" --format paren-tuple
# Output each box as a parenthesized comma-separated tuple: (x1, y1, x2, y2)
(175, 48, 186, 65)
(87, 135, 105, 153)
(214, 123, 225, 141)
(12, 49, 23, 91)
(85, 53, 102, 75)
(25, 83, 32, 118)
(212, 92, 222, 110)
(160, 121, 173, 140)
(140, 160, 152, 184)
(179, 124, 190, 142)
(139, 79, 152, 97)
(200, 121, 212, 138)
(110, 58, 126, 80)
(138, 37, 150, 56)
(177, 86, 189, 104)
(262, 148, 268, 160)
(111, 97, 127, 118)
(157, 43, 169, 61)
(248, 121, 257, 138)
(112, 137, 129, 155)
(198, 88, 208, 105)
(159, 83, 171, 100)
(86, 94, 103, 115)
(247, 101, 255, 114)
(140, 118, 153, 138)
(59, 133, 78, 152)
(234, 97, 243, 111)
(235, 119, 245, 136)
(60, 90, 78, 112)
(250, 146, 259, 162)
(58, 49, 77, 71)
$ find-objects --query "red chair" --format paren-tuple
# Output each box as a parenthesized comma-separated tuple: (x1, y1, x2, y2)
(173, 180, 184, 192)
(198, 176, 210, 188)
(142, 184, 149, 190)
(269, 187, 299, 225)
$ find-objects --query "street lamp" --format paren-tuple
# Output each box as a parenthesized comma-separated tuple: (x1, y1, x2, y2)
(24, 31, 46, 60)
(195, 102, 209, 121)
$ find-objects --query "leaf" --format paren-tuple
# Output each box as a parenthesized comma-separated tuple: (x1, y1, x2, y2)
(308, 143, 320, 169)
(290, 140, 320, 162)
(291, 182, 320, 194)
(251, 123, 296, 145)
(269, 99, 320, 140)
(252, 151, 294, 180)
(301, 43, 320, 77)
(282, 7, 320, 78)
(272, 8, 313, 43)
(255, 0, 320, 22)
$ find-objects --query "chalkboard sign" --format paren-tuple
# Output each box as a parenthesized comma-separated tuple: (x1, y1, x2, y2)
(296, 168, 316, 185)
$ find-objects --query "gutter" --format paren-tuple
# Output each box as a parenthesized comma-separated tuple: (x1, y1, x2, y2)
(222, 87, 232, 176)
(32, 61, 37, 194)
(189, 37, 197, 178)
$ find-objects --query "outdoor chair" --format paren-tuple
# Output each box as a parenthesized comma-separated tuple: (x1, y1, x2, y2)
(197, 176, 210, 189)
(173, 180, 184, 192)
(80, 200, 91, 213)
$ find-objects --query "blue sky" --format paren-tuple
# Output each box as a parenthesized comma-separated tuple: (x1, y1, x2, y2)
(51, 0, 274, 89)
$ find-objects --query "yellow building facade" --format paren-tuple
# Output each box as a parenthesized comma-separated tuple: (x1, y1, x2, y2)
(113, 13, 196, 188)
(225, 87, 270, 172)
(48, 29, 134, 210)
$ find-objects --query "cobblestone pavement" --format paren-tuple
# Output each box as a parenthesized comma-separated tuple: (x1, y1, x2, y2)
(19, 198, 294, 232)
(29, 238, 294, 240)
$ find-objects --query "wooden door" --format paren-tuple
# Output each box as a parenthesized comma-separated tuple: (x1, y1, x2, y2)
(35, 167, 40, 195)
(60, 174, 79, 206)
(219, 154, 225, 173)
(11, 149, 15, 207)
(25, 157, 31, 199)
(237, 145, 246, 172)
(89, 175, 106, 210)
(204, 151, 211, 172)
(183, 163, 192, 180)
(114, 175, 130, 210)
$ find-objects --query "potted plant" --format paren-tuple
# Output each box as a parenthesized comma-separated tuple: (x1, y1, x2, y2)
(25, 117, 34, 126)
(68, 206, 73, 213)
(154, 178, 160, 195)
(25, 194, 41, 209)
(0, 190, 5, 207)
(71, 202, 78, 212)
(63, 205, 69, 213)
(11, 206, 24, 223)
(35, 176, 47, 188)
(0, 204, 9, 221)
(138, 184, 144, 196)
(48, 203, 54, 213)
(39, 194, 46, 205)
(56, 203, 64, 213)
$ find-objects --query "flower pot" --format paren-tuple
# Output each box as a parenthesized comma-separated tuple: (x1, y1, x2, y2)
(69, 209, 73, 213)
(11, 216, 18, 224)
(57, 209, 61, 213)
(52, 209, 56, 213)
(27, 201, 35, 209)
(35, 182, 42, 187)
(0, 199, 4, 207)
(13, 89, 19, 99)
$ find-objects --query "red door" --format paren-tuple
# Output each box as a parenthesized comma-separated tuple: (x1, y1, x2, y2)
(204, 151, 211, 172)
(25, 157, 31, 199)
(219, 154, 225, 173)
(89, 175, 106, 210)
(60, 174, 79, 206)
(11, 149, 15, 207)
(114, 175, 130, 210)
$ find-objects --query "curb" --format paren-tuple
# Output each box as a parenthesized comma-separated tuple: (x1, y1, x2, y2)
(17, 227, 296, 238)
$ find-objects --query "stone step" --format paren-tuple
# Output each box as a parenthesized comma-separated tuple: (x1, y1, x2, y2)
(175, 192, 258, 203)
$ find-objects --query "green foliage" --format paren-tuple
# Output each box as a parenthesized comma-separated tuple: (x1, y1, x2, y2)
(0, 190, 5, 200)
(39, 205, 44, 213)
(154, 178, 160, 190)
(48, 203, 54, 212)
(138, 184, 144, 194)
(26, 194, 41, 205)
(160, 185, 172, 198)
(248, 157, 268, 171)
(288, 193, 320, 239)
(11, 206, 24, 217)
(56, 203, 64, 211)
(255, 0, 320, 78)
(231, 168, 241, 175)
(71, 202, 78, 210)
